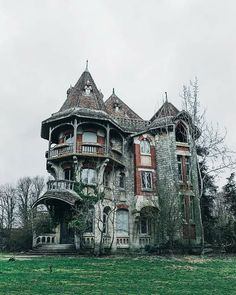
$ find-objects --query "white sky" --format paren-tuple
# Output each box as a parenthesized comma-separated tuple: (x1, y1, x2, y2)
(0, 0, 235, 186)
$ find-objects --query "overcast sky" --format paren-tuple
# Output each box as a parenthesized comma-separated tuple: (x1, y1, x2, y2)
(0, 0, 235, 187)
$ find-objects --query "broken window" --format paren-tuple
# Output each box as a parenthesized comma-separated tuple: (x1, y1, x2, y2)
(140, 139, 151, 154)
(81, 168, 97, 185)
(116, 209, 129, 234)
(175, 122, 188, 143)
(141, 171, 152, 190)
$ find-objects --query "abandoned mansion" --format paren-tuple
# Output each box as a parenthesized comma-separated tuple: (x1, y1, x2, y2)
(32, 64, 203, 253)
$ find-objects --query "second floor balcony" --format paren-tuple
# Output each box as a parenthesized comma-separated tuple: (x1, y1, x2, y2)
(47, 143, 124, 165)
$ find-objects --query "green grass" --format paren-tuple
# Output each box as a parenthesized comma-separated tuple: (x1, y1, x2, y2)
(0, 255, 236, 294)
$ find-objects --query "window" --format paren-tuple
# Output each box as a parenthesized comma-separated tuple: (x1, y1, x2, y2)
(175, 122, 188, 143)
(64, 168, 74, 181)
(86, 208, 94, 233)
(119, 173, 125, 189)
(177, 155, 183, 181)
(189, 197, 195, 221)
(81, 168, 97, 185)
(116, 209, 129, 234)
(82, 132, 97, 143)
(185, 157, 191, 182)
(103, 172, 109, 187)
(140, 217, 150, 234)
(181, 196, 187, 221)
(64, 133, 73, 144)
(140, 139, 151, 154)
(141, 171, 152, 190)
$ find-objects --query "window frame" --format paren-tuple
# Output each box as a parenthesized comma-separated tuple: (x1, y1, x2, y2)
(81, 168, 97, 185)
(141, 171, 153, 191)
(140, 139, 151, 155)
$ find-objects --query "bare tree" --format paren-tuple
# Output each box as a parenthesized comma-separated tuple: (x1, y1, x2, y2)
(181, 78, 236, 197)
(0, 184, 17, 230)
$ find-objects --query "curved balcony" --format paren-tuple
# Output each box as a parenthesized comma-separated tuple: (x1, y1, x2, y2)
(47, 143, 125, 166)
(47, 179, 76, 191)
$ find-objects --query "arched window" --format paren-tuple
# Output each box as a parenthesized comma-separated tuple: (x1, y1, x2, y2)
(140, 139, 151, 154)
(175, 122, 188, 143)
(116, 209, 129, 235)
(81, 168, 97, 185)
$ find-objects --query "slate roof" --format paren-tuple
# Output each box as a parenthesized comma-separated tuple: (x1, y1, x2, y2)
(60, 69, 106, 112)
(150, 101, 179, 122)
(105, 90, 143, 120)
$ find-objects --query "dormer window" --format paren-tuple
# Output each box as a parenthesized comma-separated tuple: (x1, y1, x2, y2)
(84, 80, 92, 95)
(140, 139, 151, 154)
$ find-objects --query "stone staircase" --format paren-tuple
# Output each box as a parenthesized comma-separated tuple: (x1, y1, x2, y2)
(32, 243, 77, 255)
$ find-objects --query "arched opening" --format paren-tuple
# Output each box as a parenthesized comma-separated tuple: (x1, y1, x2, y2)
(140, 139, 151, 154)
(139, 207, 159, 247)
(175, 121, 188, 143)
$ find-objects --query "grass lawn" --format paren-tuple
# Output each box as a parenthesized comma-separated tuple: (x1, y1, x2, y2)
(0, 254, 236, 295)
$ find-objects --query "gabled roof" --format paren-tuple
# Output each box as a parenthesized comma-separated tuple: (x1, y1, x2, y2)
(150, 101, 179, 122)
(59, 69, 106, 112)
(105, 89, 143, 120)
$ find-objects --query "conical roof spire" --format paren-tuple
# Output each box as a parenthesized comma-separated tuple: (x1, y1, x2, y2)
(85, 60, 89, 72)
(59, 66, 105, 112)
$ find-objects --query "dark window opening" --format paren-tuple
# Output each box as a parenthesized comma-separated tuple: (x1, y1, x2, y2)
(175, 122, 188, 143)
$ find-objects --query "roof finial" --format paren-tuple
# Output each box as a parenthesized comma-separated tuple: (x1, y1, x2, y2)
(112, 88, 115, 95)
(165, 92, 168, 102)
(85, 60, 89, 71)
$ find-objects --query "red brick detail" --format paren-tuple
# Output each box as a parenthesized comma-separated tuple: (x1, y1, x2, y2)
(134, 144, 141, 167)
(117, 204, 129, 209)
(150, 146, 156, 168)
(176, 146, 190, 152)
(135, 170, 141, 195)
(77, 134, 82, 142)
(97, 136, 105, 145)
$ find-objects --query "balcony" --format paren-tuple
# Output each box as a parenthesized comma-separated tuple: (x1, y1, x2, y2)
(47, 143, 125, 165)
(47, 179, 76, 191)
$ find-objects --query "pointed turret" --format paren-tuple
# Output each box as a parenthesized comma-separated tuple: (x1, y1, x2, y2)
(150, 101, 179, 122)
(60, 62, 105, 112)
(105, 89, 143, 120)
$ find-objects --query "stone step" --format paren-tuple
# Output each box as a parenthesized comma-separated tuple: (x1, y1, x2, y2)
(33, 243, 76, 254)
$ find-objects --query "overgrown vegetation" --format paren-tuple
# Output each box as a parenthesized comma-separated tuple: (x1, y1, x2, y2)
(0, 255, 236, 294)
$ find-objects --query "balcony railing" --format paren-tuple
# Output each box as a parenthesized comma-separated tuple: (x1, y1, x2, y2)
(139, 236, 151, 248)
(33, 234, 57, 247)
(116, 236, 129, 248)
(49, 144, 73, 158)
(48, 143, 124, 165)
(47, 180, 75, 191)
(77, 144, 105, 155)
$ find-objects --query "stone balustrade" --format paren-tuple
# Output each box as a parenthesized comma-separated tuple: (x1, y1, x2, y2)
(33, 234, 57, 247)
(116, 236, 129, 248)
